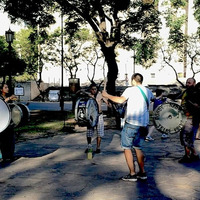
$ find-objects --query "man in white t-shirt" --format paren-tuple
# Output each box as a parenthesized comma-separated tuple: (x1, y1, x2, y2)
(102, 73, 154, 182)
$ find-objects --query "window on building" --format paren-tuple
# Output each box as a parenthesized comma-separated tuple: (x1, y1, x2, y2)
(151, 73, 155, 78)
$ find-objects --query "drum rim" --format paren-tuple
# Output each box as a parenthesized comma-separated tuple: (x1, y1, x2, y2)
(0, 98, 11, 132)
(75, 98, 82, 121)
(16, 102, 31, 121)
(8, 103, 23, 127)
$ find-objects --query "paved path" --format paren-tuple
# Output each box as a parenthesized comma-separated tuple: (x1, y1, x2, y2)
(0, 121, 200, 200)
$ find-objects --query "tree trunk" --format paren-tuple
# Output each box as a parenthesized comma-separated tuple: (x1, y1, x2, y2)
(101, 45, 118, 95)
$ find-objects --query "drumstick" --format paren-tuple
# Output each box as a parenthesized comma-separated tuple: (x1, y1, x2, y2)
(104, 77, 107, 91)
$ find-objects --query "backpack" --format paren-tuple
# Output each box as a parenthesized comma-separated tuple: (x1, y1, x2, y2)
(153, 97, 166, 110)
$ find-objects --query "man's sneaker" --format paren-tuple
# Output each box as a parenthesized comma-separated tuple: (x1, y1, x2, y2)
(121, 174, 137, 182)
(137, 172, 147, 180)
(145, 136, 154, 141)
(178, 155, 191, 163)
(85, 144, 92, 153)
(161, 134, 169, 139)
(190, 154, 199, 162)
(95, 149, 101, 154)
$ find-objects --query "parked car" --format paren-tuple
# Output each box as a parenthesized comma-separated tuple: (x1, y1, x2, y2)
(48, 90, 60, 102)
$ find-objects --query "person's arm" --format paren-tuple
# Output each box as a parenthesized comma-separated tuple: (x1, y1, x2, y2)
(5, 95, 17, 102)
(102, 90, 126, 104)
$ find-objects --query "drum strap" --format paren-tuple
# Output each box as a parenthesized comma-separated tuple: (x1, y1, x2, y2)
(137, 86, 149, 109)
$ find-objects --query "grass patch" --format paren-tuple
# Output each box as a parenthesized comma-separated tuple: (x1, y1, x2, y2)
(15, 110, 75, 139)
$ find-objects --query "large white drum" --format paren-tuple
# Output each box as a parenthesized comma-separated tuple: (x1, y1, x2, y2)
(8, 103, 23, 127)
(15, 103, 30, 126)
(8, 102, 30, 128)
(153, 102, 186, 134)
(75, 97, 99, 127)
(0, 99, 11, 132)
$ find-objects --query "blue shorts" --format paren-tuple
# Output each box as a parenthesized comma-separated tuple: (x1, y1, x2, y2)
(121, 123, 144, 150)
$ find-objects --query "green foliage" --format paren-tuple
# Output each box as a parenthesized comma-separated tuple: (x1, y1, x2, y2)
(0, 35, 26, 79)
(1, 0, 161, 92)
(14, 28, 38, 78)
(134, 35, 160, 68)
(194, 0, 200, 35)
(0, 36, 8, 68)
(14, 27, 50, 82)
(2, 0, 161, 66)
(170, 0, 187, 8)
(163, 0, 187, 53)
(45, 27, 97, 79)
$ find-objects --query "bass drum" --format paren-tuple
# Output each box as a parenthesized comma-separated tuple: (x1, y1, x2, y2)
(75, 97, 99, 127)
(15, 103, 30, 126)
(8, 103, 30, 128)
(0, 99, 11, 133)
(8, 103, 23, 127)
(153, 102, 186, 134)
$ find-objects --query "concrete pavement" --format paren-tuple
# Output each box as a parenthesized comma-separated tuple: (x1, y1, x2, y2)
(0, 118, 200, 200)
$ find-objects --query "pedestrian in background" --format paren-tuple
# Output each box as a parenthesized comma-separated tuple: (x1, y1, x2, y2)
(146, 88, 168, 141)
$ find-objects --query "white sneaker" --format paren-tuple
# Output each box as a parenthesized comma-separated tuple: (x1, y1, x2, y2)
(145, 136, 154, 141)
(161, 134, 169, 139)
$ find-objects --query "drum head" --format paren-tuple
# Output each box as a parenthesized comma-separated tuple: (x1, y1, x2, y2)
(0, 99, 11, 132)
(85, 98, 99, 127)
(75, 98, 85, 122)
(9, 103, 23, 127)
(16, 103, 30, 125)
(153, 102, 186, 134)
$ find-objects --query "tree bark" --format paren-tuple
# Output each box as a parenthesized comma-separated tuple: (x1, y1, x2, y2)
(101, 45, 118, 95)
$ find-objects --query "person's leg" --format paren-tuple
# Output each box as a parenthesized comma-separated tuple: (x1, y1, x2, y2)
(96, 136, 101, 150)
(1, 128, 15, 161)
(85, 127, 94, 153)
(196, 124, 200, 139)
(189, 121, 199, 160)
(195, 128, 200, 139)
(185, 146, 191, 157)
(124, 149, 135, 175)
(146, 126, 155, 140)
(120, 123, 139, 181)
(146, 125, 154, 138)
(87, 137, 92, 145)
(96, 114, 104, 152)
(179, 119, 193, 162)
(135, 148, 145, 173)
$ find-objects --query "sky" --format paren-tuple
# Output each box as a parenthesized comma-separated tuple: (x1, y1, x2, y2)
(0, 11, 25, 36)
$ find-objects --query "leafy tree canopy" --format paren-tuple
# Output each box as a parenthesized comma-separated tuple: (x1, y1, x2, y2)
(1, 0, 161, 93)
(194, 0, 200, 35)
(0, 35, 26, 79)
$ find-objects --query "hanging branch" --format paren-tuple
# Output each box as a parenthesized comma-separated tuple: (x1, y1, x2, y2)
(161, 48, 184, 87)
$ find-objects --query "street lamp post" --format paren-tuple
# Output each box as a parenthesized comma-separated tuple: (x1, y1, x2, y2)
(60, 9, 64, 112)
(5, 28, 14, 89)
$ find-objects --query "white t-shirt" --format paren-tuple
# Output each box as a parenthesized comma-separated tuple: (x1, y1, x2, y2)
(122, 85, 154, 126)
